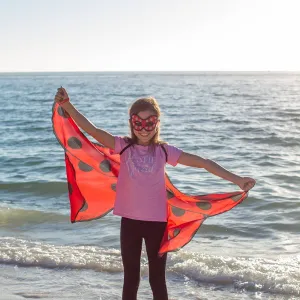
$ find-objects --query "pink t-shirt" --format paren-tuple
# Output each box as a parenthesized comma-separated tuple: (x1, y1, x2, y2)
(113, 136, 183, 222)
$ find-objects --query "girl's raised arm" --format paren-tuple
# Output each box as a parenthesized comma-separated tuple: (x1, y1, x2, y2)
(54, 87, 115, 149)
(178, 151, 256, 192)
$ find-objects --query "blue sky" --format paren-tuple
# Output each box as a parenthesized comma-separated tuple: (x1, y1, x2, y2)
(1, 0, 299, 71)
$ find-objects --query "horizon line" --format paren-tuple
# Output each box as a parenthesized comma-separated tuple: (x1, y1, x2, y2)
(1, 70, 300, 74)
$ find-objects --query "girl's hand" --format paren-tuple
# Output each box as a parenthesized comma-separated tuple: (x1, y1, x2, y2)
(237, 177, 256, 192)
(54, 86, 70, 105)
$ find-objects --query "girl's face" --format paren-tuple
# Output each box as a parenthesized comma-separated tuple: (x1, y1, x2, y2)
(131, 110, 160, 145)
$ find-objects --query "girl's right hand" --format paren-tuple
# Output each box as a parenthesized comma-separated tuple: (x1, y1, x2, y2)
(54, 86, 70, 105)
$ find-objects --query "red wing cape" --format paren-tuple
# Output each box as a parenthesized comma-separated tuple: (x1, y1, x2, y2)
(52, 103, 248, 256)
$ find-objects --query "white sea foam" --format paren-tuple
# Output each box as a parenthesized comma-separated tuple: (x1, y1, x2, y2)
(0, 237, 123, 272)
(169, 251, 300, 297)
(1, 237, 299, 297)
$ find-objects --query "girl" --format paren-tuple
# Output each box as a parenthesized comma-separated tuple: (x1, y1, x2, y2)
(54, 87, 256, 300)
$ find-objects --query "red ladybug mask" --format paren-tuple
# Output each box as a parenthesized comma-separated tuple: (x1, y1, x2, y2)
(131, 114, 158, 131)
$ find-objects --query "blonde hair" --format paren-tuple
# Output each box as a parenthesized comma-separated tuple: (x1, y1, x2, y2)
(126, 96, 165, 146)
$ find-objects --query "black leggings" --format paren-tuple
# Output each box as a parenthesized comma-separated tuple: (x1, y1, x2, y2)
(120, 217, 168, 300)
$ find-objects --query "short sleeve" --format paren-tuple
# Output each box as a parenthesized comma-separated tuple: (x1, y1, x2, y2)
(165, 144, 183, 166)
(113, 136, 128, 154)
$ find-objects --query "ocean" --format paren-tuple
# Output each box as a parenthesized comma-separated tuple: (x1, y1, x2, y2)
(1, 72, 299, 300)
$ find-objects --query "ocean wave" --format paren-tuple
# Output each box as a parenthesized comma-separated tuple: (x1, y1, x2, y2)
(169, 251, 300, 297)
(0, 237, 299, 297)
(0, 207, 67, 228)
(240, 135, 300, 147)
(0, 181, 68, 196)
(212, 92, 255, 99)
(0, 237, 123, 273)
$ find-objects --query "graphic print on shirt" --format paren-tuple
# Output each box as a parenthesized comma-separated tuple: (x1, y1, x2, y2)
(125, 150, 156, 177)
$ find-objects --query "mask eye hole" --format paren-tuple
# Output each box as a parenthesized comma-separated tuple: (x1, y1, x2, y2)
(134, 121, 142, 126)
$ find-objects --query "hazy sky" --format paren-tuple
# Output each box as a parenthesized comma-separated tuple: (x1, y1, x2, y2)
(1, 0, 299, 72)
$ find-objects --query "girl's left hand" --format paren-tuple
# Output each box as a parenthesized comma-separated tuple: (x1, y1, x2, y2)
(237, 177, 256, 192)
